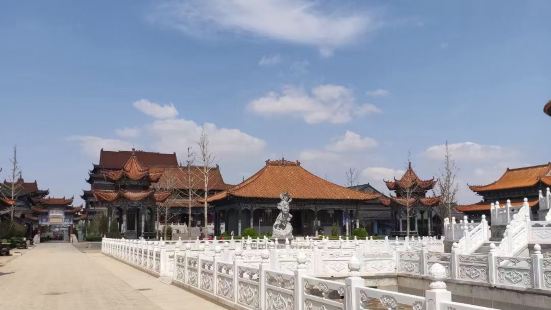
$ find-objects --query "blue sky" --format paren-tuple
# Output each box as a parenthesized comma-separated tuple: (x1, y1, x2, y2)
(1, 0, 550, 205)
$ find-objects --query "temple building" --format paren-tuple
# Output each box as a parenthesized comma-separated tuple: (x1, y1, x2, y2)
(383, 163, 441, 236)
(155, 165, 230, 228)
(207, 159, 382, 237)
(457, 163, 551, 221)
(0, 178, 49, 237)
(83, 149, 176, 238)
(30, 197, 82, 241)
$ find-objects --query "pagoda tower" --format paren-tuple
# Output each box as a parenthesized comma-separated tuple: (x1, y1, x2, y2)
(383, 162, 440, 236)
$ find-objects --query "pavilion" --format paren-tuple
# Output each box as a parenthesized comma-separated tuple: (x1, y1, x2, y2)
(383, 162, 441, 236)
(207, 159, 382, 237)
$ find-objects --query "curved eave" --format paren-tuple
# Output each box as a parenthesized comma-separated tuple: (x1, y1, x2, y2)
(544, 100, 551, 116)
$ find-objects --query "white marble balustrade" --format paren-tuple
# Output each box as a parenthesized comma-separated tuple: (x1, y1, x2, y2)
(102, 238, 498, 310)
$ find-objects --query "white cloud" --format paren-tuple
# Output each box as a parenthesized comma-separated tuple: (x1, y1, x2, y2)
(133, 99, 178, 119)
(298, 149, 339, 162)
(148, 118, 266, 157)
(248, 84, 381, 124)
(152, 0, 373, 56)
(258, 54, 282, 66)
(360, 166, 405, 193)
(115, 127, 141, 139)
(366, 89, 390, 97)
(71, 100, 266, 171)
(68, 136, 135, 159)
(424, 142, 509, 162)
(326, 131, 378, 152)
(361, 167, 404, 183)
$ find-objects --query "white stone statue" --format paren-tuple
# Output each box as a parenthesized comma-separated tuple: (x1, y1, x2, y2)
(272, 192, 293, 240)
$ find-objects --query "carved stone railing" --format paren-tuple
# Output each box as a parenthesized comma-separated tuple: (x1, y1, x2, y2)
(443, 215, 478, 242)
(457, 254, 489, 283)
(454, 215, 490, 255)
(355, 286, 426, 310)
(495, 199, 530, 257)
(102, 238, 499, 310)
(265, 270, 295, 310)
(496, 256, 533, 288)
(302, 276, 346, 310)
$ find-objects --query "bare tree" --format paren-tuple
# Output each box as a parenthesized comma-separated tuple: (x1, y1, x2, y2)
(197, 128, 216, 236)
(345, 168, 360, 187)
(185, 147, 199, 230)
(0, 146, 23, 221)
(154, 166, 187, 240)
(403, 181, 418, 238)
(436, 141, 458, 221)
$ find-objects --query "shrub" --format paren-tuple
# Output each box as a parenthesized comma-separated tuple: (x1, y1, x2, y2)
(107, 218, 121, 238)
(242, 227, 258, 238)
(352, 228, 368, 239)
(98, 214, 109, 236)
(0, 221, 26, 239)
(330, 224, 339, 237)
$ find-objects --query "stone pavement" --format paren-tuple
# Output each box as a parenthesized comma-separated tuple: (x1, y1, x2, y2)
(0, 243, 226, 310)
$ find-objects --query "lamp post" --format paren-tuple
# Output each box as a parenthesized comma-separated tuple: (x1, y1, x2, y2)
(258, 217, 262, 233)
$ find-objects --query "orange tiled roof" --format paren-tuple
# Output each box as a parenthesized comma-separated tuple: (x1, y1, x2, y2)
(40, 197, 73, 206)
(208, 159, 381, 202)
(156, 166, 231, 192)
(385, 162, 436, 191)
(456, 198, 539, 212)
(104, 152, 164, 182)
(98, 149, 178, 169)
(92, 189, 171, 203)
(387, 196, 441, 208)
(0, 197, 16, 206)
(469, 163, 551, 192)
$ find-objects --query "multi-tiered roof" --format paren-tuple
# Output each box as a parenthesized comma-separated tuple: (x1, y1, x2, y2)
(91, 151, 171, 204)
(382, 162, 440, 207)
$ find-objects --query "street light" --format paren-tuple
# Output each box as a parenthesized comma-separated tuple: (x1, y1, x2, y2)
(544, 100, 551, 117)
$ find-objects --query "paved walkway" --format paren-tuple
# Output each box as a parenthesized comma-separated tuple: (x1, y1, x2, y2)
(0, 243, 226, 310)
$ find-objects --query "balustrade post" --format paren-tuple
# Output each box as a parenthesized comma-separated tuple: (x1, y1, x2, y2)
(481, 214, 488, 240)
(345, 256, 362, 310)
(184, 243, 191, 286)
(420, 241, 429, 276)
(532, 244, 543, 289)
(259, 250, 270, 310)
(213, 245, 221, 296)
(153, 241, 160, 273)
(294, 252, 307, 310)
(425, 263, 452, 310)
(450, 243, 459, 280)
(487, 243, 496, 285)
(233, 247, 243, 304)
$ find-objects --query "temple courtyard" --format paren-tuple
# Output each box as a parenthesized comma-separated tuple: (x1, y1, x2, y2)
(0, 243, 224, 310)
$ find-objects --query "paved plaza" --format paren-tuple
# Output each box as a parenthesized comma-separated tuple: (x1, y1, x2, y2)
(0, 243, 225, 310)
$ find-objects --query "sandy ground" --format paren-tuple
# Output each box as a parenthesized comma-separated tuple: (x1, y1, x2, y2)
(0, 243, 225, 310)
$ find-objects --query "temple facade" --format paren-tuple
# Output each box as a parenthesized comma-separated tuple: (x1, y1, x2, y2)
(84, 149, 176, 238)
(207, 159, 383, 237)
(383, 163, 441, 236)
(30, 197, 82, 241)
(457, 162, 551, 221)
(0, 178, 49, 238)
(155, 165, 230, 229)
